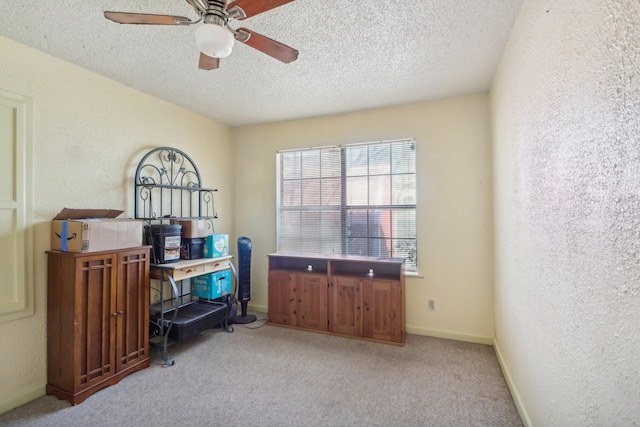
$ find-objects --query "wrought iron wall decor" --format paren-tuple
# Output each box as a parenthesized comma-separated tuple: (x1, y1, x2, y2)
(134, 146, 217, 223)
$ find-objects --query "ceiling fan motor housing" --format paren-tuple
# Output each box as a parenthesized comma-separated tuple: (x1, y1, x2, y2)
(205, 0, 227, 20)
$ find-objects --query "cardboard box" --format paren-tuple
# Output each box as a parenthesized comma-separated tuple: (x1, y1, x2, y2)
(170, 219, 209, 238)
(204, 234, 229, 258)
(51, 208, 143, 253)
(191, 270, 232, 300)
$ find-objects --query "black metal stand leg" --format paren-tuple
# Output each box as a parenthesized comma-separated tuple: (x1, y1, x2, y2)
(160, 275, 180, 366)
(234, 301, 257, 324)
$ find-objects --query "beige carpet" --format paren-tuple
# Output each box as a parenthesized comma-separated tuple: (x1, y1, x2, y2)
(1, 318, 523, 426)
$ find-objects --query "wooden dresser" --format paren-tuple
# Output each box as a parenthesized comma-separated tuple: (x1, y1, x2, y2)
(268, 253, 405, 345)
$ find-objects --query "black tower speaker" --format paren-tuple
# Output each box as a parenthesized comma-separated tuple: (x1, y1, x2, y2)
(234, 236, 257, 324)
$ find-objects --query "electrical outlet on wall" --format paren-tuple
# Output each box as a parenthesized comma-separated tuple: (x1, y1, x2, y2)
(428, 299, 435, 311)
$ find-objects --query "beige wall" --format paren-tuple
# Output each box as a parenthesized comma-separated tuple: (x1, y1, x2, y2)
(233, 94, 495, 344)
(491, 0, 640, 425)
(1, 28, 497, 416)
(0, 36, 234, 413)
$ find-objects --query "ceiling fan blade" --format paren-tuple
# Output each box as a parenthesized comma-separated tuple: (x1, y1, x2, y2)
(199, 53, 220, 70)
(235, 28, 298, 63)
(104, 11, 193, 25)
(227, 0, 295, 20)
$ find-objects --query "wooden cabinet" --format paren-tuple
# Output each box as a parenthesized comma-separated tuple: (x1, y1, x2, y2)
(46, 247, 150, 405)
(268, 253, 405, 345)
(267, 270, 328, 331)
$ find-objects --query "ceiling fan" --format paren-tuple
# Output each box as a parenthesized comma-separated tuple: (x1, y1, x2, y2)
(104, 0, 299, 70)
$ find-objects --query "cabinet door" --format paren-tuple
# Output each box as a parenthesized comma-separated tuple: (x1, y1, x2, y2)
(295, 273, 328, 331)
(116, 248, 150, 372)
(76, 253, 118, 391)
(330, 276, 362, 337)
(268, 270, 295, 325)
(363, 279, 403, 343)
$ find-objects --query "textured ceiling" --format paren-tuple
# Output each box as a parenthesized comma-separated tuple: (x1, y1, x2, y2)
(0, 0, 523, 127)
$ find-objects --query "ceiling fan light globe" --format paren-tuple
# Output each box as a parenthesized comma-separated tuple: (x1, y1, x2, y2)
(195, 23, 234, 58)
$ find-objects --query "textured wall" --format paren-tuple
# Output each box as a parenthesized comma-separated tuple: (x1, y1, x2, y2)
(0, 36, 233, 413)
(233, 94, 496, 344)
(491, 0, 640, 425)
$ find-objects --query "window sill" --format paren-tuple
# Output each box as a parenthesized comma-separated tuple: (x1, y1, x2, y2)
(405, 271, 424, 279)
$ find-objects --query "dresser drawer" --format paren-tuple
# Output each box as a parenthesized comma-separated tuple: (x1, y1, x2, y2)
(171, 263, 206, 280)
(150, 257, 232, 281)
(203, 259, 230, 274)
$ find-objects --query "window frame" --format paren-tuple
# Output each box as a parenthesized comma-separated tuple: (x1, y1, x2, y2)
(276, 139, 417, 271)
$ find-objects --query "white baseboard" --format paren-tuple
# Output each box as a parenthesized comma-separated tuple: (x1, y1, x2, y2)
(0, 383, 46, 415)
(407, 325, 494, 345)
(247, 303, 267, 314)
(250, 310, 494, 345)
(493, 338, 532, 427)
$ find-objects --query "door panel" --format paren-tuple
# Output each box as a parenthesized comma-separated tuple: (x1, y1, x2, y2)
(330, 276, 362, 336)
(0, 92, 33, 323)
(363, 279, 402, 342)
(296, 273, 328, 331)
(268, 270, 294, 325)
(77, 255, 116, 390)
(116, 249, 150, 372)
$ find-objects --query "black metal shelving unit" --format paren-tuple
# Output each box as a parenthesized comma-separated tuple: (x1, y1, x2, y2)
(134, 147, 234, 366)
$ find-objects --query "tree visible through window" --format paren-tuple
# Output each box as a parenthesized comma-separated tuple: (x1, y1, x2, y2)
(276, 139, 417, 271)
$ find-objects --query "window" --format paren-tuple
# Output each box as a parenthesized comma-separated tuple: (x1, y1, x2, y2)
(276, 139, 417, 271)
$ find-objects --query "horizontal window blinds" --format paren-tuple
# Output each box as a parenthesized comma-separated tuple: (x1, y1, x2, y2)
(277, 139, 417, 271)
